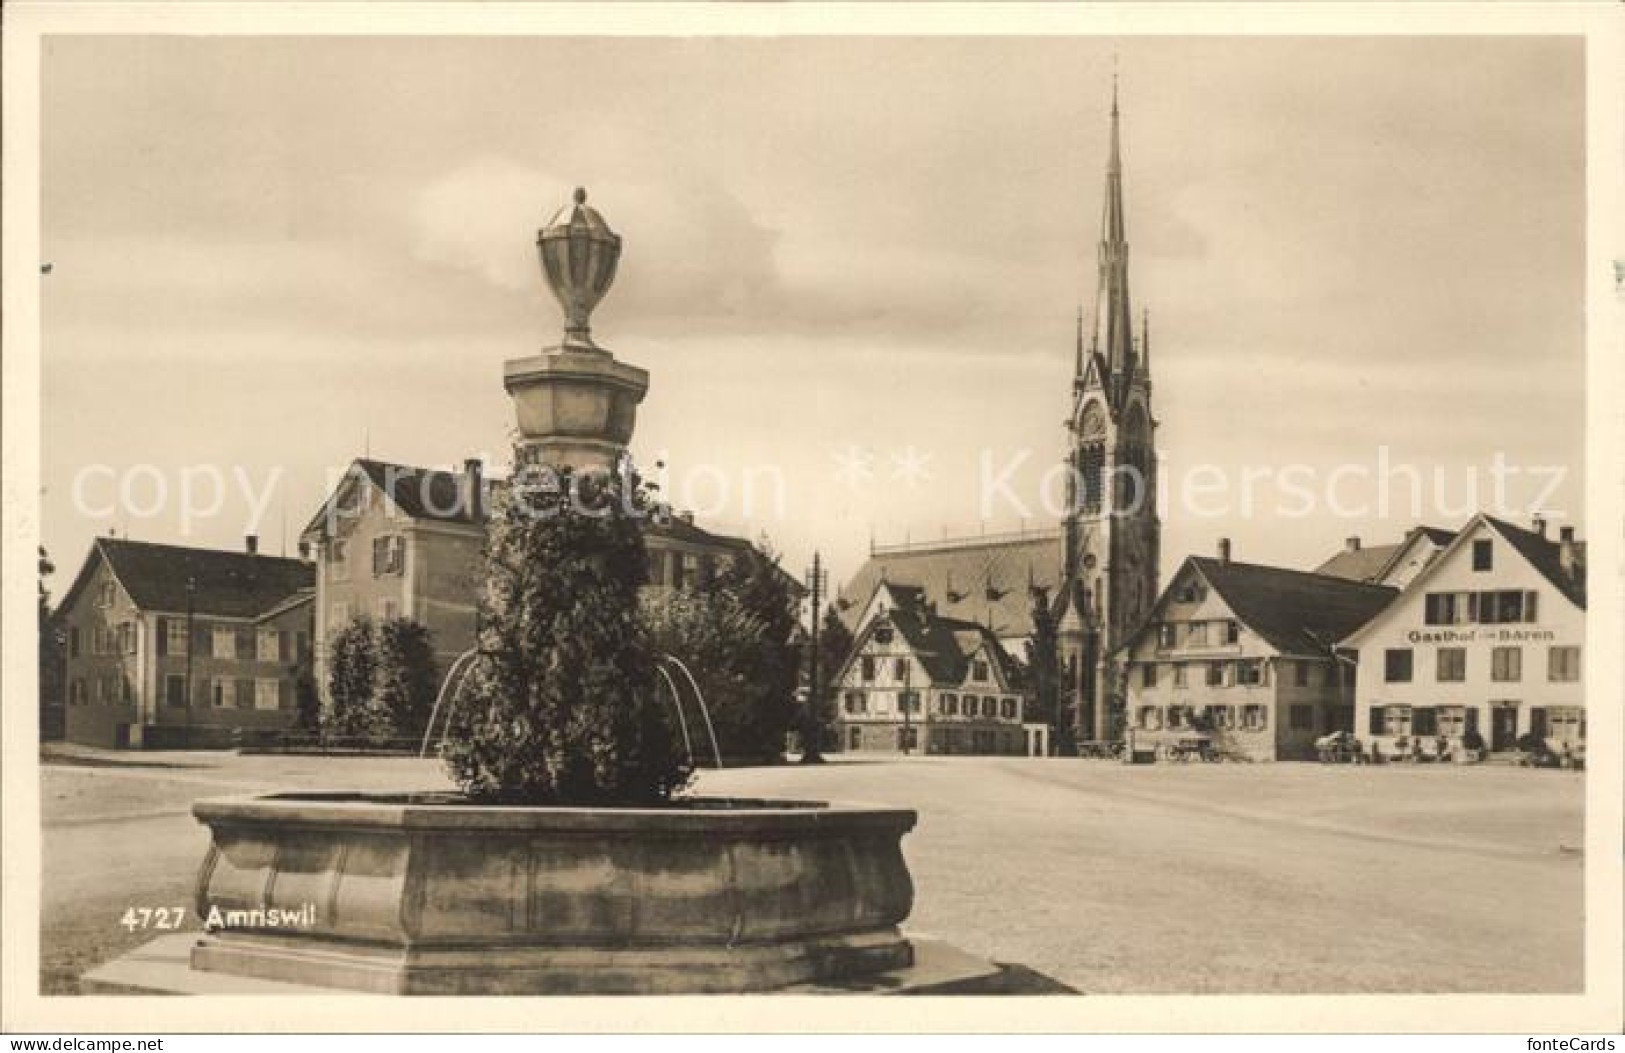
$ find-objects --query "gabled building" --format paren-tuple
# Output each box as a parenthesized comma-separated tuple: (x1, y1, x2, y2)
(300, 457, 768, 699)
(1117, 540, 1397, 761)
(1314, 526, 1457, 589)
(1340, 514, 1586, 756)
(54, 536, 314, 748)
(835, 530, 1065, 654)
(831, 583, 1032, 756)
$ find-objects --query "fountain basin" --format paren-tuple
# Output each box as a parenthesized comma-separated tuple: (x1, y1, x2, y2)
(188, 793, 917, 995)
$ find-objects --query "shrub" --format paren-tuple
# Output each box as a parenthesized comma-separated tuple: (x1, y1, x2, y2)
(375, 618, 438, 740)
(323, 615, 390, 741)
(441, 458, 691, 805)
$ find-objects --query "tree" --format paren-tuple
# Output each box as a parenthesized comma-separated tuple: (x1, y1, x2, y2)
(323, 615, 388, 741)
(38, 547, 65, 730)
(809, 605, 854, 755)
(1025, 590, 1063, 757)
(711, 541, 800, 763)
(375, 618, 438, 741)
(643, 587, 768, 766)
(441, 457, 690, 805)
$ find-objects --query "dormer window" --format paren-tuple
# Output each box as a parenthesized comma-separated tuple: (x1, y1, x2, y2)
(972, 659, 989, 683)
(1472, 539, 1493, 572)
(97, 580, 116, 608)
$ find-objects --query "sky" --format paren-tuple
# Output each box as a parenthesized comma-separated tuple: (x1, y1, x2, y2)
(40, 34, 1586, 596)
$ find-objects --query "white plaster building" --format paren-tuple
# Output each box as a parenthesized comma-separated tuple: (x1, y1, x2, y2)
(1340, 514, 1586, 756)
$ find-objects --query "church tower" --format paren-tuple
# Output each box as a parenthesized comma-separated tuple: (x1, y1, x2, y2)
(1058, 81, 1161, 746)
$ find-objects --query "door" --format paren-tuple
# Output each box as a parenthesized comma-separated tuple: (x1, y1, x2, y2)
(1490, 703, 1519, 751)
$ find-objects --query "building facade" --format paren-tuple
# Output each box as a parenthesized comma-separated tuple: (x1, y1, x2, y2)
(301, 457, 765, 700)
(56, 537, 314, 749)
(1057, 85, 1161, 747)
(1341, 515, 1586, 757)
(832, 584, 1029, 756)
(1117, 541, 1395, 761)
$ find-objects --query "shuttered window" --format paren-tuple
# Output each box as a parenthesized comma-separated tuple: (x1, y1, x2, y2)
(1547, 646, 1581, 682)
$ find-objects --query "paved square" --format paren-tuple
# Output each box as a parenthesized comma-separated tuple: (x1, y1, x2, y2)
(40, 749, 1583, 995)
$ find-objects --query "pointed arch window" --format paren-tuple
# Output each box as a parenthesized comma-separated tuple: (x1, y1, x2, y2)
(1116, 403, 1153, 513)
(1075, 402, 1107, 514)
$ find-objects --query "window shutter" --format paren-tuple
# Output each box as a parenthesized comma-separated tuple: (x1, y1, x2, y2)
(1529, 707, 1547, 738)
(278, 630, 291, 662)
(1525, 591, 1538, 623)
(1368, 707, 1383, 735)
(156, 618, 168, 656)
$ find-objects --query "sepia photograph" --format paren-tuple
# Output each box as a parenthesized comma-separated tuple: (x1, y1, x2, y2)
(3, 1, 1621, 1038)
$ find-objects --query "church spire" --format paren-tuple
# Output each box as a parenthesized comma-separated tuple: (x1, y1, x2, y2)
(1141, 307, 1150, 376)
(1073, 304, 1086, 391)
(1090, 75, 1135, 395)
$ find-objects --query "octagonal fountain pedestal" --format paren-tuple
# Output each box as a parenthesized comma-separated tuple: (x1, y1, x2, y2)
(184, 793, 918, 995)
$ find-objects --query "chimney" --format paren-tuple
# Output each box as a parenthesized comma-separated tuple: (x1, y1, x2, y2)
(679, 511, 695, 525)
(245, 534, 258, 555)
(1532, 515, 1547, 538)
(1217, 538, 1231, 564)
(1345, 537, 1361, 553)
(297, 540, 311, 561)
(1559, 526, 1577, 577)
(461, 458, 484, 520)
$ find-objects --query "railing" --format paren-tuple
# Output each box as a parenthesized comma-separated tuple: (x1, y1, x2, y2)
(235, 729, 423, 755)
(870, 527, 1063, 556)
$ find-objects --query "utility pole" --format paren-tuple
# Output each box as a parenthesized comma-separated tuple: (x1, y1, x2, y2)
(901, 656, 913, 756)
(800, 552, 827, 764)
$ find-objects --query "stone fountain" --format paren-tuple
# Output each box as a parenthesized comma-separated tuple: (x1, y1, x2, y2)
(80, 189, 993, 997)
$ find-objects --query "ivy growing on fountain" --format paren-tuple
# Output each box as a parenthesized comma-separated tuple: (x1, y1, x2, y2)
(442, 448, 693, 805)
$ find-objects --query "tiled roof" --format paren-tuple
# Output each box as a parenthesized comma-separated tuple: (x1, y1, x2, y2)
(838, 531, 1065, 639)
(356, 459, 482, 526)
(1483, 515, 1586, 609)
(305, 458, 761, 558)
(647, 512, 755, 553)
(865, 594, 1025, 688)
(1186, 557, 1398, 657)
(1313, 525, 1458, 584)
(87, 538, 314, 619)
(1413, 526, 1459, 547)
(1313, 544, 1401, 584)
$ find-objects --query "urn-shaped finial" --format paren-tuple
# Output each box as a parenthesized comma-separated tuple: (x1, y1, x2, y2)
(537, 187, 622, 351)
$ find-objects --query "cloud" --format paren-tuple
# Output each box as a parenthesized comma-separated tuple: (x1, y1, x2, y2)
(407, 157, 786, 332)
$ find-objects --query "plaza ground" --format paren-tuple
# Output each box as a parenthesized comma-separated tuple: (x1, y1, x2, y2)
(38, 747, 1584, 995)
